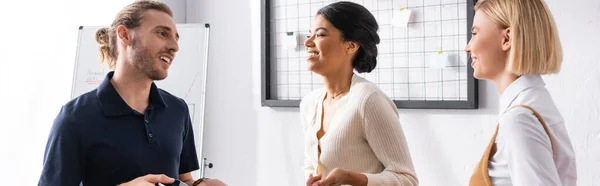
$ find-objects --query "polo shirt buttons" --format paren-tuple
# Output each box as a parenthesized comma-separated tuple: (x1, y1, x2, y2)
(148, 133, 153, 138)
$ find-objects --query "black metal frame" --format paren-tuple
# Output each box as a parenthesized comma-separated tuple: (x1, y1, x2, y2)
(261, 0, 478, 109)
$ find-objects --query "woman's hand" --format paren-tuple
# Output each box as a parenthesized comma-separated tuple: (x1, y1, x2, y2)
(312, 168, 348, 186)
(196, 178, 228, 186)
(311, 168, 368, 186)
(306, 174, 322, 186)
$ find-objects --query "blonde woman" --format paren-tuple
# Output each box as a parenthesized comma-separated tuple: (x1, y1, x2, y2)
(465, 0, 577, 185)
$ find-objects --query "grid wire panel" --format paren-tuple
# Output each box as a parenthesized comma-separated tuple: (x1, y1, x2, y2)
(270, 0, 469, 101)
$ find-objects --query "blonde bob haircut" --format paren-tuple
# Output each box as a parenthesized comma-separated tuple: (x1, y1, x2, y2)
(475, 0, 562, 75)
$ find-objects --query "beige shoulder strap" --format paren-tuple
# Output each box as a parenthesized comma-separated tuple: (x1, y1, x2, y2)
(469, 104, 554, 186)
(510, 104, 555, 152)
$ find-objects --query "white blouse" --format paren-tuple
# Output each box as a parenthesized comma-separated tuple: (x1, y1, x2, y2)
(488, 74, 577, 186)
(300, 74, 418, 186)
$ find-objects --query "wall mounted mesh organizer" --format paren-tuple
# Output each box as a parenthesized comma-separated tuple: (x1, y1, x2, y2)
(261, 0, 478, 109)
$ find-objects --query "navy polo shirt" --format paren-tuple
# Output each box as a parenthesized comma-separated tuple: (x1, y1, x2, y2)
(38, 71, 199, 186)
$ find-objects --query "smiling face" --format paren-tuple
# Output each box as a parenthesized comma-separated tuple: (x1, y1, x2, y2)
(464, 10, 511, 80)
(304, 14, 355, 76)
(125, 9, 179, 81)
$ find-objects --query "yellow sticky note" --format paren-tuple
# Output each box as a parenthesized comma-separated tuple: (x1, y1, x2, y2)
(393, 8, 412, 27)
(283, 31, 298, 49)
(429, 51, 449, 68)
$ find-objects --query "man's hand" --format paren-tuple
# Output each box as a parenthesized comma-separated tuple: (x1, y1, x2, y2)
(118, 174, 175, 186)
(197, 178, 227, 186)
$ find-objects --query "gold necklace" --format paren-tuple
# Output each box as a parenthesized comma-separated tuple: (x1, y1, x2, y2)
(328, 90, 347, 100)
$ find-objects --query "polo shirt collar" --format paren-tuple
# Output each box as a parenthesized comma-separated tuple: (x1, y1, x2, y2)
(97, 71, 168, 116)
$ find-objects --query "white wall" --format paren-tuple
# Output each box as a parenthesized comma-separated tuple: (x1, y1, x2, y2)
(191, 0, 600, 186)
(0, 0, 594, 185)
(161, 0, 186, 23)
(0, 0, 139, 184)
(185, 0, 259, 185)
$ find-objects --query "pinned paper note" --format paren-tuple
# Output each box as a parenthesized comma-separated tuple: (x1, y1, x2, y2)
(392, 8, 412, 27)
(429, 51, 450, 68)
(283, 31, 298, 49)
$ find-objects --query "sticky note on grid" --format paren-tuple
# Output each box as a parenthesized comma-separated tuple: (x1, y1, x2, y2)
(283, 32, 298, 49)
(429, 51, 449, 68)
(393, 8, 412, 27)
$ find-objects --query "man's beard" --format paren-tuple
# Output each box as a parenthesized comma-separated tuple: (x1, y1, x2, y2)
(130, 38, 168, 81)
